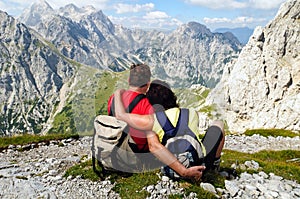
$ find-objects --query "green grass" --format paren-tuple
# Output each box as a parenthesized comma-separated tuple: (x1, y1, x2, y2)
(221, 149, 300, 183)
(63, 159, 219, 199)
(49, 102, 76, 134)
(113, 172, 160, 199)
(0, 133, 79, 150)
(244, 129, 299, 137)
(64, 159, 100, 182)
(175, 86, 210, 110)
(94, 71, 119, 116)
(49, 68, 125, 135)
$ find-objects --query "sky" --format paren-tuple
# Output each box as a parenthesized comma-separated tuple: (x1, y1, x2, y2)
(0, 0, 287, 31)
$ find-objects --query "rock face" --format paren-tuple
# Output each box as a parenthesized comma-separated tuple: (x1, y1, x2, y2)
(0, 10, 76, 136)
(19, 1, 242, 87)
(206, 0, 300, 133)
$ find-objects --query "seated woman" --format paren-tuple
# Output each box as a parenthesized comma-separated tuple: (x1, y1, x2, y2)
(114, 79, 225, 181)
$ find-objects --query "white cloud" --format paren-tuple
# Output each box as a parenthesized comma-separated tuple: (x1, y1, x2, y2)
(109, 12, 182, 30)
(46, 0, 109, 9)
(0, 1, 6, 10)
(184, 0, 247, 9)
(0, 0, 31, 16)
(204, 16, 267, 29)
(143, 11, 169, 20)
(184, 0, 286, 10)
(113, 3, 154, 14)
(249, 0, 286, 10)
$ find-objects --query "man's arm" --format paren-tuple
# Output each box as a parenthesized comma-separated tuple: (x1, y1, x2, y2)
(146, 131, 205, 180)
(114, 89, 154, 131)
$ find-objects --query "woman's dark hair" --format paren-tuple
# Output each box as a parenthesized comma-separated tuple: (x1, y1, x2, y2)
(146, 79, 179, 112)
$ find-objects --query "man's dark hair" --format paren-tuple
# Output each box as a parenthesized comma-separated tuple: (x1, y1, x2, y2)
(146, 79, 179, 112)
(129, 63, 151, 87)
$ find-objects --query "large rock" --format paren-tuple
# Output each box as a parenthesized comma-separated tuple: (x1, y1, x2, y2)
(206, 0, 300, 133)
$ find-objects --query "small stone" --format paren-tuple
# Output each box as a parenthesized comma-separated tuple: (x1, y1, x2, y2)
(161, 175, 169, 182)
(200, 182, 216, 194)
(225, 180, 239, 196)
(146, 185, 154, 192)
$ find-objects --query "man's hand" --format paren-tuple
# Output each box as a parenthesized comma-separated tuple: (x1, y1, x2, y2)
(183, 165, 206, 181)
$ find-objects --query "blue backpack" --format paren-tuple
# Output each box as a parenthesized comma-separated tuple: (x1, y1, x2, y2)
(156, 108, 204, 178)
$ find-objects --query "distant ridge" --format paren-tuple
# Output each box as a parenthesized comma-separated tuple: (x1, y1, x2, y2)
(214, 27, 254, 45)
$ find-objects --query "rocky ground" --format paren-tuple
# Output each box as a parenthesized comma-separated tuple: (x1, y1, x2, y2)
(0, 135, 299, 199)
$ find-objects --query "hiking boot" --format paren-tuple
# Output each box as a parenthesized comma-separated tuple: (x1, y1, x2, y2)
(212, 157, 221, 172)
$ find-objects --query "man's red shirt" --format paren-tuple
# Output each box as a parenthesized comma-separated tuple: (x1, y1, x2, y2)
(107, 90, 153, 152)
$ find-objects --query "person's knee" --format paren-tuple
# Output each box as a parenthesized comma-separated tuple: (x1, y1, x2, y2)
(211, 120, 224, 135)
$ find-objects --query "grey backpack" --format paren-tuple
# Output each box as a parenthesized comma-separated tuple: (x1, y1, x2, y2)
(91, 94, 146, 177)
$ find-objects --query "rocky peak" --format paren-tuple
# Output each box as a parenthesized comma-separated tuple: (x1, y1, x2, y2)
(206, 0, 300, 133)
(175, 21, 212, 38)
(87, 10, 115, 33)
(19, 0, 54, 26)
(58, 4, 97, 22)
(187, 21, 212, 36)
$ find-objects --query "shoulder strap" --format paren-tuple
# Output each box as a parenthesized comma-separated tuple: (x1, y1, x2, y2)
(109, 94, 145, 116)
(157, 109, 182, 145)
(126, 94, 146, 113)
(156, 111, 175, 132)
(175, 108, 189, 136)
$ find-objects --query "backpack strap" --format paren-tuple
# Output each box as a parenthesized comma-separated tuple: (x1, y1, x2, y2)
(156, 110, 181, 145)
(176, 108, 199, 139)
(126, 94, 146, 113)
(109, 94, 146, 116)
(109, 93, 146, 153)
(175, 109, 189, 136)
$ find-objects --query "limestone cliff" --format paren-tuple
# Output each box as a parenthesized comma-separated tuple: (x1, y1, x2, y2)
(206, 0, 300, 133)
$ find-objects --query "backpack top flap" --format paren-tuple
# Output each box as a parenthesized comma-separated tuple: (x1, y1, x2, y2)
(94, 115, 127, 139)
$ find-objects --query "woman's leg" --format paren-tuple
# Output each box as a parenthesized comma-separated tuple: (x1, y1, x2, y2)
(211, 121, 225, 158)
(201, 120, 225, 170)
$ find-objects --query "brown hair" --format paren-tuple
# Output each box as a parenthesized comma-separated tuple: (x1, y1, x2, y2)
(129, 63, 151, 87)
(146, 79, 179, 112)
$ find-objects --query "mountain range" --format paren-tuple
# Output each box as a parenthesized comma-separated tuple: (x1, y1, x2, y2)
(0, 0, 299, 135)
(0, 0, 242, 135)
(18, 0, 242, 88)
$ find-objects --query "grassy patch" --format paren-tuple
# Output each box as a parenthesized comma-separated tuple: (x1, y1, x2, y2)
(49, 102, 76, 134)
(94, 71, 119, 116)
(198, 105, 216, 117)
(0, 133, 79, 150)
(222, 149, 300, 183)
(244, 129, 299, 137)
(113, 172, 160, 199)
(64, 159, 100, 182)
(175, 86, 210, 110)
